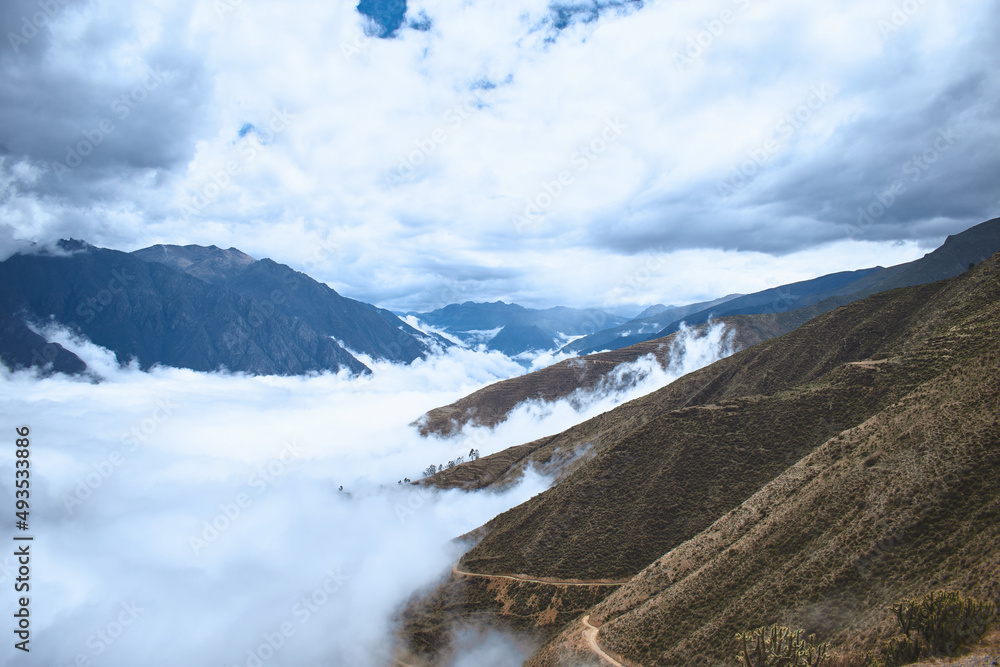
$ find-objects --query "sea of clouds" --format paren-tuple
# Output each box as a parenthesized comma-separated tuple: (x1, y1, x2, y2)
(0, 322, 734, 666)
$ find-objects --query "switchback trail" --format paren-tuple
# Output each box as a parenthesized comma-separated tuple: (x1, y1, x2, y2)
(582, 615, 625, 667)
(451, 566, 629, 587)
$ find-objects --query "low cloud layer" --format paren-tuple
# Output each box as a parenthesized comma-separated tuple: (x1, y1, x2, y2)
(2, 0, 998, 312)
(0, 320, 734, 665)
(0, 317, 737, 666)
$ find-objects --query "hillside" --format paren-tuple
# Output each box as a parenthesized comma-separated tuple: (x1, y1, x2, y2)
(400, 253, 1000, 664)
(0, 307, 87, 375)
(559, 294, 743, 355)
(531, 260, 1000, 664)
(416, 307, 827, 437)
(566, 217, 1000, 355)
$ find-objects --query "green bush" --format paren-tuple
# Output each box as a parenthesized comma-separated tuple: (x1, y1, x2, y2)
(735, 625, 828, 667)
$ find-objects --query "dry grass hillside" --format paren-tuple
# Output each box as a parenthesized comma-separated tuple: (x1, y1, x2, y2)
(416, 309, 827, 437)
(526, 253, 1000, 665)
(420, 305, 856, 492)
(452, 258, 998, 580)
(400, 253, 1000, 665)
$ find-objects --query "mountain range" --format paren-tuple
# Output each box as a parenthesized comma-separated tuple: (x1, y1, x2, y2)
(416, 217, 1000, 437)
(0, 240, 447, 376)
(565, 217, 1000, 355)
(397, 244, 1000, 666)
(558, 293, 745, 355)
(4, 218, 997, 384)
(3, 220, 999, 664)
(411, 300, 630, 354)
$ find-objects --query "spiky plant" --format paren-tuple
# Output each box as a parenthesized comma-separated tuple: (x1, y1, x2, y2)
(892, 590, 997, 656)
(736, 625, 829, 667)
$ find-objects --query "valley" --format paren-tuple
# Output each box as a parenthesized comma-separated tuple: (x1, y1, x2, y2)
(396, 243, 1000, 665)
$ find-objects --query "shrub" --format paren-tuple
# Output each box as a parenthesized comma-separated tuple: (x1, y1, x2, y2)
(892, 590, 997, 657)
(857, 590, 1000, 667)
(735, 625, 829, 667)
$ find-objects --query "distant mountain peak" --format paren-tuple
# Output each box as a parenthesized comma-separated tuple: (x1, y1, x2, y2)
(132, 243, 257, 285)
(634, 303, 673, 319)
(1, 240, 449, 377)
(486, 324, 556, 355)
(56, 238, 92, 253)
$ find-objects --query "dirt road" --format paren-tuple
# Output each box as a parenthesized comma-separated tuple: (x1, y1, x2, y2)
(451, 566, 627, 587)
(582, 615, 625, 667)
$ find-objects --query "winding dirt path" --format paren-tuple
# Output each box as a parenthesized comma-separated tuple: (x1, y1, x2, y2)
(581, 615, 625, 667)
(451, 566, 628, 587)
(450, 566, 629, 665)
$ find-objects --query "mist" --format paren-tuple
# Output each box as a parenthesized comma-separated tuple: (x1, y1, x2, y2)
(451, 322, 737, 451)
(0, 321, 734, 666)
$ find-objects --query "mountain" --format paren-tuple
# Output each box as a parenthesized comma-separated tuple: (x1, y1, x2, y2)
(634, 303, 672, 319)
(130, 243, 255, 284)
(412, 301, 629, 349)
(633, 298, 741, 320)
(563, 268, 881, 355)
(560, 293, 743, 355)
(416, 307, 827, 437)
(397, 251, 1000, 664)
(0, 308, 87, 376)
(800, 216, 1000, 299)
(133, 244, 448, 363)
(415, 219, 1000, 438)
(565, 217, 1000, 355)
(484, 324, 556, 355)
(0, 240, 443, 376)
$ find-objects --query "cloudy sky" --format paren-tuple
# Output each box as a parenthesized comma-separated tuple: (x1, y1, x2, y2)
(1, 0, 998, 313)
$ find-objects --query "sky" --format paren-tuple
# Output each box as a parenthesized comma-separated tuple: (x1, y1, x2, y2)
(0, 319, 735, 665)
(1, 0, 999, 314)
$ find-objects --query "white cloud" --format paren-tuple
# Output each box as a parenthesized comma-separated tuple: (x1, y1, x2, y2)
(0, 317, 739, 665)
(1, 344, 555, 666)
(2, 0, 998, 307)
